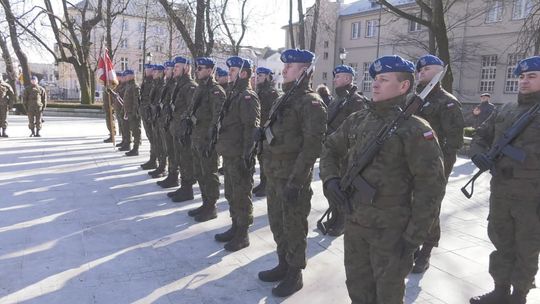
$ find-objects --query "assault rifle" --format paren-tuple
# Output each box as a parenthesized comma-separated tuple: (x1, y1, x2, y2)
(461, 102, 540, 198)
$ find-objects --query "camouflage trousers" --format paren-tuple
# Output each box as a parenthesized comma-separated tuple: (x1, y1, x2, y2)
(191, 139, 220, 203)
(256, 154, 266, 184)
(103, 100, 115, 134)
(116, 109, 130, 144)
(487, 194, 540, 294)
(127, 113, 141, 146)
(0, 104, 8, 128)
(266, 175, 312, 269)
(223, 156, 254, 227)
(140, 107, 155, 159)
(152, 119, 167, 166)
(27, 108, 42, 130)
(344, 220, 413, 304)
(171, 121, 195, 184)
(160, 123, 176, 174)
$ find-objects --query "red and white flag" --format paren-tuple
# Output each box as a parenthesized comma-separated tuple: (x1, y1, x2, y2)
(97, 48, 117, 84)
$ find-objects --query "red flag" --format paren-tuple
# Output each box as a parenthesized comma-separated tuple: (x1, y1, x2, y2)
(97, 48, 118, 84)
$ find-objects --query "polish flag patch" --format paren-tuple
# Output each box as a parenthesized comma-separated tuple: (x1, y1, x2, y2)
(447, 102, 455, 108)
(423, 131, 435, 140)
(245, 95, 251, 100)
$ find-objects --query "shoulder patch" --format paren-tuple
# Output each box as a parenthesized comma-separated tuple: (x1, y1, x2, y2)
(213, 90, 221, 95)
(244, 95, 251, 100)
(423, 130, 435, 140)
(446, 102, 455, 108)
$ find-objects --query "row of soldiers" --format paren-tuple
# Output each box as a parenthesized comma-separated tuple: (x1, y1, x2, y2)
(102, 49, 539, 303)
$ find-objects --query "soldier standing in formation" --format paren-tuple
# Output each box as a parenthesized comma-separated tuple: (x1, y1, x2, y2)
(215, 67, 229, 90)
(320, 64, 368, 237)
(0, 76, 15, 138)
(253, 66, 280, 197)
(412, 54, 465, 274)
(257, 49, 327, 297)
(213, 56, 260, 251)
(140, 64, 157, 169)
(122, 70, 141, 156)
(184, 57, 225, 222)
(166, 56, 197, 201)
(469, 56, 540, 304)
(147, 64, 168, 178)
(114, 71, 130, 150)
(23, 76, 47, 137)
(320, 55, 446, 304)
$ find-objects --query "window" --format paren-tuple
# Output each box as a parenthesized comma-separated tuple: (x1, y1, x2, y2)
(322, 72, 328, 80)
(365, 20, 378, 38)
(351, 22, 360, 39)
(486, 1, 503, 23)
(138, 40, 144, 50)
(155, 26, 165, 35)
(120, 57, 129, 71)
(154, 44, 163, 52)
(120, 39, 128, 48)
(349, 62, 358, 80)
(121, 20, 128, 31)
(512, 0, 532, 20)
(409, 16, 422, 32)
(323, 52, 329, 60)
(362, 62, 372, 92)
(480, 55, 497, 92)
(324, 41, 329, 48)
(138, 58, 144, 72)
(505, 54, 521, 93)
(138, 22, 145, 33)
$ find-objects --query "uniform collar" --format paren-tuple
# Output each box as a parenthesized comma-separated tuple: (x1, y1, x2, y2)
(282, 78, 310, 94)
(368, 94, 406, 118)
(517, 91, 540, 105)
(335, 83, 354, 98)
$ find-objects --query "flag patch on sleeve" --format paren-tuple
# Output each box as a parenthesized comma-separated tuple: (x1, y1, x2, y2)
(423, 131, 435, 140)
(245, 95, 251, 100)
(447, 102, 455, 108)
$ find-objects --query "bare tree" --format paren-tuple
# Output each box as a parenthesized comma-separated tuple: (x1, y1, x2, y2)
(515, 2, 540, 55)
(217, 0, 248, 55)
(104, 0, 130, 60)
(309, 0, 321, 52)
(297, 0, 305, 49)
(0, 34, 18, 101)
(288, 0, 295, 48)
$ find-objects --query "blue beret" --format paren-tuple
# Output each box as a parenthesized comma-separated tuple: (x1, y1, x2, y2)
(153, 65, 165, 71)
(280, 49, 315, 64)
(416, 54, 444, 71)
(195, 57, 216, 67)
(164, 61, 175, 68)
(144, 64, 154, 69)
(216, 67, 228, 77)
(369, 55, 415, 79)
(333, 65, 355, 77)
(256, 67, 273, 75)
(123, 69, 134, 75)
(174, 56, 190, 64)
(226, 56, 252, 69)
(115, 71, 124, 77)
(514, 56, 540, 76)
(31, 75, 38, 81)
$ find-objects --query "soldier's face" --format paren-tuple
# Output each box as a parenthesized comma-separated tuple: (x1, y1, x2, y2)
(417, 65, 442, 85)
(173, 63, 185, 77)
(372, 72, 410, 102)
(145, 69, 153, 77)
(229, 67, 240, 80)
(256, 73, 267, 84)
(282, 63, 307, 83)
(333, 73, 352, 88)
(31, 79, 38, 85)
(518, 71, 540, 94)
(196, 65, 212, 79)
(480, 96, 490, 102)
(217, 75, 229, 84)
(165, 68, 173, 78)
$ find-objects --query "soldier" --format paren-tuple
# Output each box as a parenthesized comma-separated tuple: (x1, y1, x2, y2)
(215, 67, 229, 89)
(257, 49, 326, 297)
(252, 66, 280, 197)
(321, 64, 368, 237)
(468, 56, 540, 304)
(113, 71, 129, 150)
(165, 56, 197, 201)
(23, 76, 47, 137)
(147, 64, 168, 178)
(0, 76, 15, 137)
(473, 93, 496, 128)
(184, 57, 225, 222)
(320, 55, 446, 304)
(213, 56, 260, 252)
(102, 72, 117, 143)
(412, 54, 465, 274)
(140, 64, 158, 169)
(122, 70, 141, 156)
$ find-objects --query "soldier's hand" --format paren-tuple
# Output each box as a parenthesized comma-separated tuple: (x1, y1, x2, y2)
(284, 185, 300, 202)
(324, 178, 348, 209)
(400, 238, 418, 259)
(471, 153, 493, 171)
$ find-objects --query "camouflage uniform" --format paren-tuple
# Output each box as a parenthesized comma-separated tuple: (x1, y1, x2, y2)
(470, 91, 540, 298)
(216, 78, 260, 246)
(326, 84, 367, 135)
(140, 77, 156, 162)
(23, 83, 47, 132)
(149, 77, 168, 174)
(0, 80, 15, 131)
(114, 82, 129, 146)
(188, 77, 225, 219)
(123, 79, 141, 148)
(158, 77, 179, 182)
(263, 79, 326, 269)
(320, 95, 446, 304)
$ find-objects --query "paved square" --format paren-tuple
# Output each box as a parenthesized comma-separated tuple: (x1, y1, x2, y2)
(0, 115, 539, 304)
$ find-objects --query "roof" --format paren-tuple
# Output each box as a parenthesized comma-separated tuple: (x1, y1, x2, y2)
(340, 0, 415, 16)
(74, 0, 174, 18)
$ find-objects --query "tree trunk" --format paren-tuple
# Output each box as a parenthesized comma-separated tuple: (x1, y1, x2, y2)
(297, 0, 305, 49)
(309, 0, 320, 52)
(428, 29, 436, 54)
(1, 0, 31, 85)
(106, 0, 113, 58)
(73, 65, 95, 105)
(288, 0, 295, 48)
(0, 35, 18, 102)
(431, 0, 453, 92)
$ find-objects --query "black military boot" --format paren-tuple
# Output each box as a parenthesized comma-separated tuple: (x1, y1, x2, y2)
(141, 156, 157, 170)
(157, 172, 179, 188)
(29, 128, 35, 137)
(149, 162, 167, 178)
(119, 143, 131, 151)
(103, 136, 113, 143)
(253, 180, 266, 197)
(188, 204, 205, 217)
(125, 144, 139, 156)
(470, 284, 511, 304)
(258, 254, 288, 282)
(215, 220, 237, 242)
(327, 212, 345, 237)
(194, 203, 217, 222)
(35, 129, 41, 137)
(218, 167, 224, 175)
(1, 128, 7, 137)
(412, 245, 433, 273)
(271, 266, 303, 297)
(508, 289, 527, 304)
(224, 225, 249, 252)
(171, 181, 194, 202)
(115, 141, 124, 147)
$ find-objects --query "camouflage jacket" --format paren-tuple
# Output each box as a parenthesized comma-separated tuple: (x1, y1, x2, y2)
(23, 84, 47, 110)
(0, 80, 15, 107)
(140, 77, 154, 107)
(262, 80, 327, 188)
(216, 78, 260, 157)
(112, 82, 125, 112)
(171, 75, 197, 121)
(471, 91, 540, 198)
(256, 81, 280, 125)
(327, 84, 367, 135)
(150, 77, 165, 107)
(189, 78, 225, 142)
(123, 80, 140, 115)
(416, 84, 464, 154)
(320, 95, 446, 246)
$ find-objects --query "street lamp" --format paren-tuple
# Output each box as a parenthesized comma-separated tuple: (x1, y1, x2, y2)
(146, 52, 153, 64)
(339, 48, 347, 64)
